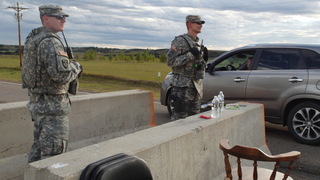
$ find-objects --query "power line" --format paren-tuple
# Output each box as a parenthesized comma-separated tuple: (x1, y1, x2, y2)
(7, 2, 28, 67)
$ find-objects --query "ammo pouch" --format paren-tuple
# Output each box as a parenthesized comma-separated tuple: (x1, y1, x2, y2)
(68, 79, 78, 95)
(194, 60, 205, 80)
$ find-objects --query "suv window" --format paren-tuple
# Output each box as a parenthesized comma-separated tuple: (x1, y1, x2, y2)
(257, 49, 305, 70)
(301, 49, 320, 69)
(214, 50, 256, 71)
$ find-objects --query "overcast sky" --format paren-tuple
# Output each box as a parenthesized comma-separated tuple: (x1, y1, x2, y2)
(1, 0, 320, 50)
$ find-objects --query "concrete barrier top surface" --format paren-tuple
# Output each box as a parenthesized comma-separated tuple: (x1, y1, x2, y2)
(25, 103, 267, 180)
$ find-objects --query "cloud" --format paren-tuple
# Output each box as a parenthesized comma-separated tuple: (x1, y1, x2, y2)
(1, 0, 320, 50)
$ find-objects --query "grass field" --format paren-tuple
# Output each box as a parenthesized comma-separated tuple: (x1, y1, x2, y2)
(0, 55, 172, 99)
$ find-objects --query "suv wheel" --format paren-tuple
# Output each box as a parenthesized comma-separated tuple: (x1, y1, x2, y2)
(166, 93, 174, 116)
(287, 102, 320, 145)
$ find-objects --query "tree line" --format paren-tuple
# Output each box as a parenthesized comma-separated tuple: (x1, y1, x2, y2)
(0, 44, 226, 63)
(78, 49, 167, 63)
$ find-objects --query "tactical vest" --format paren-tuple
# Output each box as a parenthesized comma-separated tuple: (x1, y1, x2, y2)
(22, 27, 59, 89)
(171, 35, 204, 80)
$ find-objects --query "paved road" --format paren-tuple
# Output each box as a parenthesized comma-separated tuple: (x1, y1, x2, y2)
(0, 81, 88, 103)
(0, 81, 28, 103)
(1, 81, 319, 179)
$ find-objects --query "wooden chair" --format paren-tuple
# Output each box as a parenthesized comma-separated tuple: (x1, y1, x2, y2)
(219, 139, 301, 180)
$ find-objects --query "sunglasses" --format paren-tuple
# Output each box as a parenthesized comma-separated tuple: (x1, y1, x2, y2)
(193, 22, 202, 25)
(48, 15, 66, 20)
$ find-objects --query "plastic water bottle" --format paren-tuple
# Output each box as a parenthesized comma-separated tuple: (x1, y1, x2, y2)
(217, 95, 222, 114)
(218, 91, 225, 111)
(211, 96, 220, 118)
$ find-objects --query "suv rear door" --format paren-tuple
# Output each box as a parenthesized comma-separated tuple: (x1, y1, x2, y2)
(246, 48, 308, 124)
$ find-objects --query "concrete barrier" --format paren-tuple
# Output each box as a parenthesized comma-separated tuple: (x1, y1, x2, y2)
(25, 103, 270, 180)
(0, 89, 154, 180)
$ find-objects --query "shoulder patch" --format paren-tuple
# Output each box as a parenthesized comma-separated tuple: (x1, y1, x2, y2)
(62, 59, 69, 69)
(58, 50, 68, 57)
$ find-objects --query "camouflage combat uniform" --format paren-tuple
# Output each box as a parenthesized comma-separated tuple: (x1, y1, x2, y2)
(22, 25, 81, 162)
(166, 33, 206, 120)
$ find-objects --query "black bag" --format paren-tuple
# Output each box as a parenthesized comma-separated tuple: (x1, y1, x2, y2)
(68, 79, 78, 95)
(80, 153, 153, 180)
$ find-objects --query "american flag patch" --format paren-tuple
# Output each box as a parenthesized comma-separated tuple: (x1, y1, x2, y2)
(58, 51, 68, 57)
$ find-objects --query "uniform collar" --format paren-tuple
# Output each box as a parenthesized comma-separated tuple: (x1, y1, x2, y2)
(185, 33, 199, 42)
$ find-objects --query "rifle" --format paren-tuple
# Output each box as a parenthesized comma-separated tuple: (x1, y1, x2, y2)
(200, 39, 204, 53)
(200, 39, 209, 62)
(61, 31, 81, 95)
(62, 31, 74, 59)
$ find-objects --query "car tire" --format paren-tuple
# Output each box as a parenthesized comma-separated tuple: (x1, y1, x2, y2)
(166, 92, 174, 116)
(287, 101, 320, 145)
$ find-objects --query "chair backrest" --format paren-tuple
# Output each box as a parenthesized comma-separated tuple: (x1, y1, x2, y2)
(219, 139, 301, 180)
(80, 153, 153, 180)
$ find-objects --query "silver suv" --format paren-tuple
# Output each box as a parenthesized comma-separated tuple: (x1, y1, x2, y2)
(160, 44, 320, 145)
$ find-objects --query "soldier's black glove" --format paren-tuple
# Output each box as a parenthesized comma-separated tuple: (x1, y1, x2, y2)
(190, 47, 200, 58)
(203, 47, 208, 62)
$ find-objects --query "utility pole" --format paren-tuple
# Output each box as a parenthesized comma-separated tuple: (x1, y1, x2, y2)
(7, 2, 28, 67)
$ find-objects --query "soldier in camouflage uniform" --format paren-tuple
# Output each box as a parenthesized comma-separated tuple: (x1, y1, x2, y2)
(166, 15, 208, 120)
(22, 4, 82, 163)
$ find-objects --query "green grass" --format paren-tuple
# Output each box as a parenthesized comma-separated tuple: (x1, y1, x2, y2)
(80, 60, 170, 82)
(0, 55, 172, 100)
(0, 55, 21, 68)
(0, 68, 22, 82)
